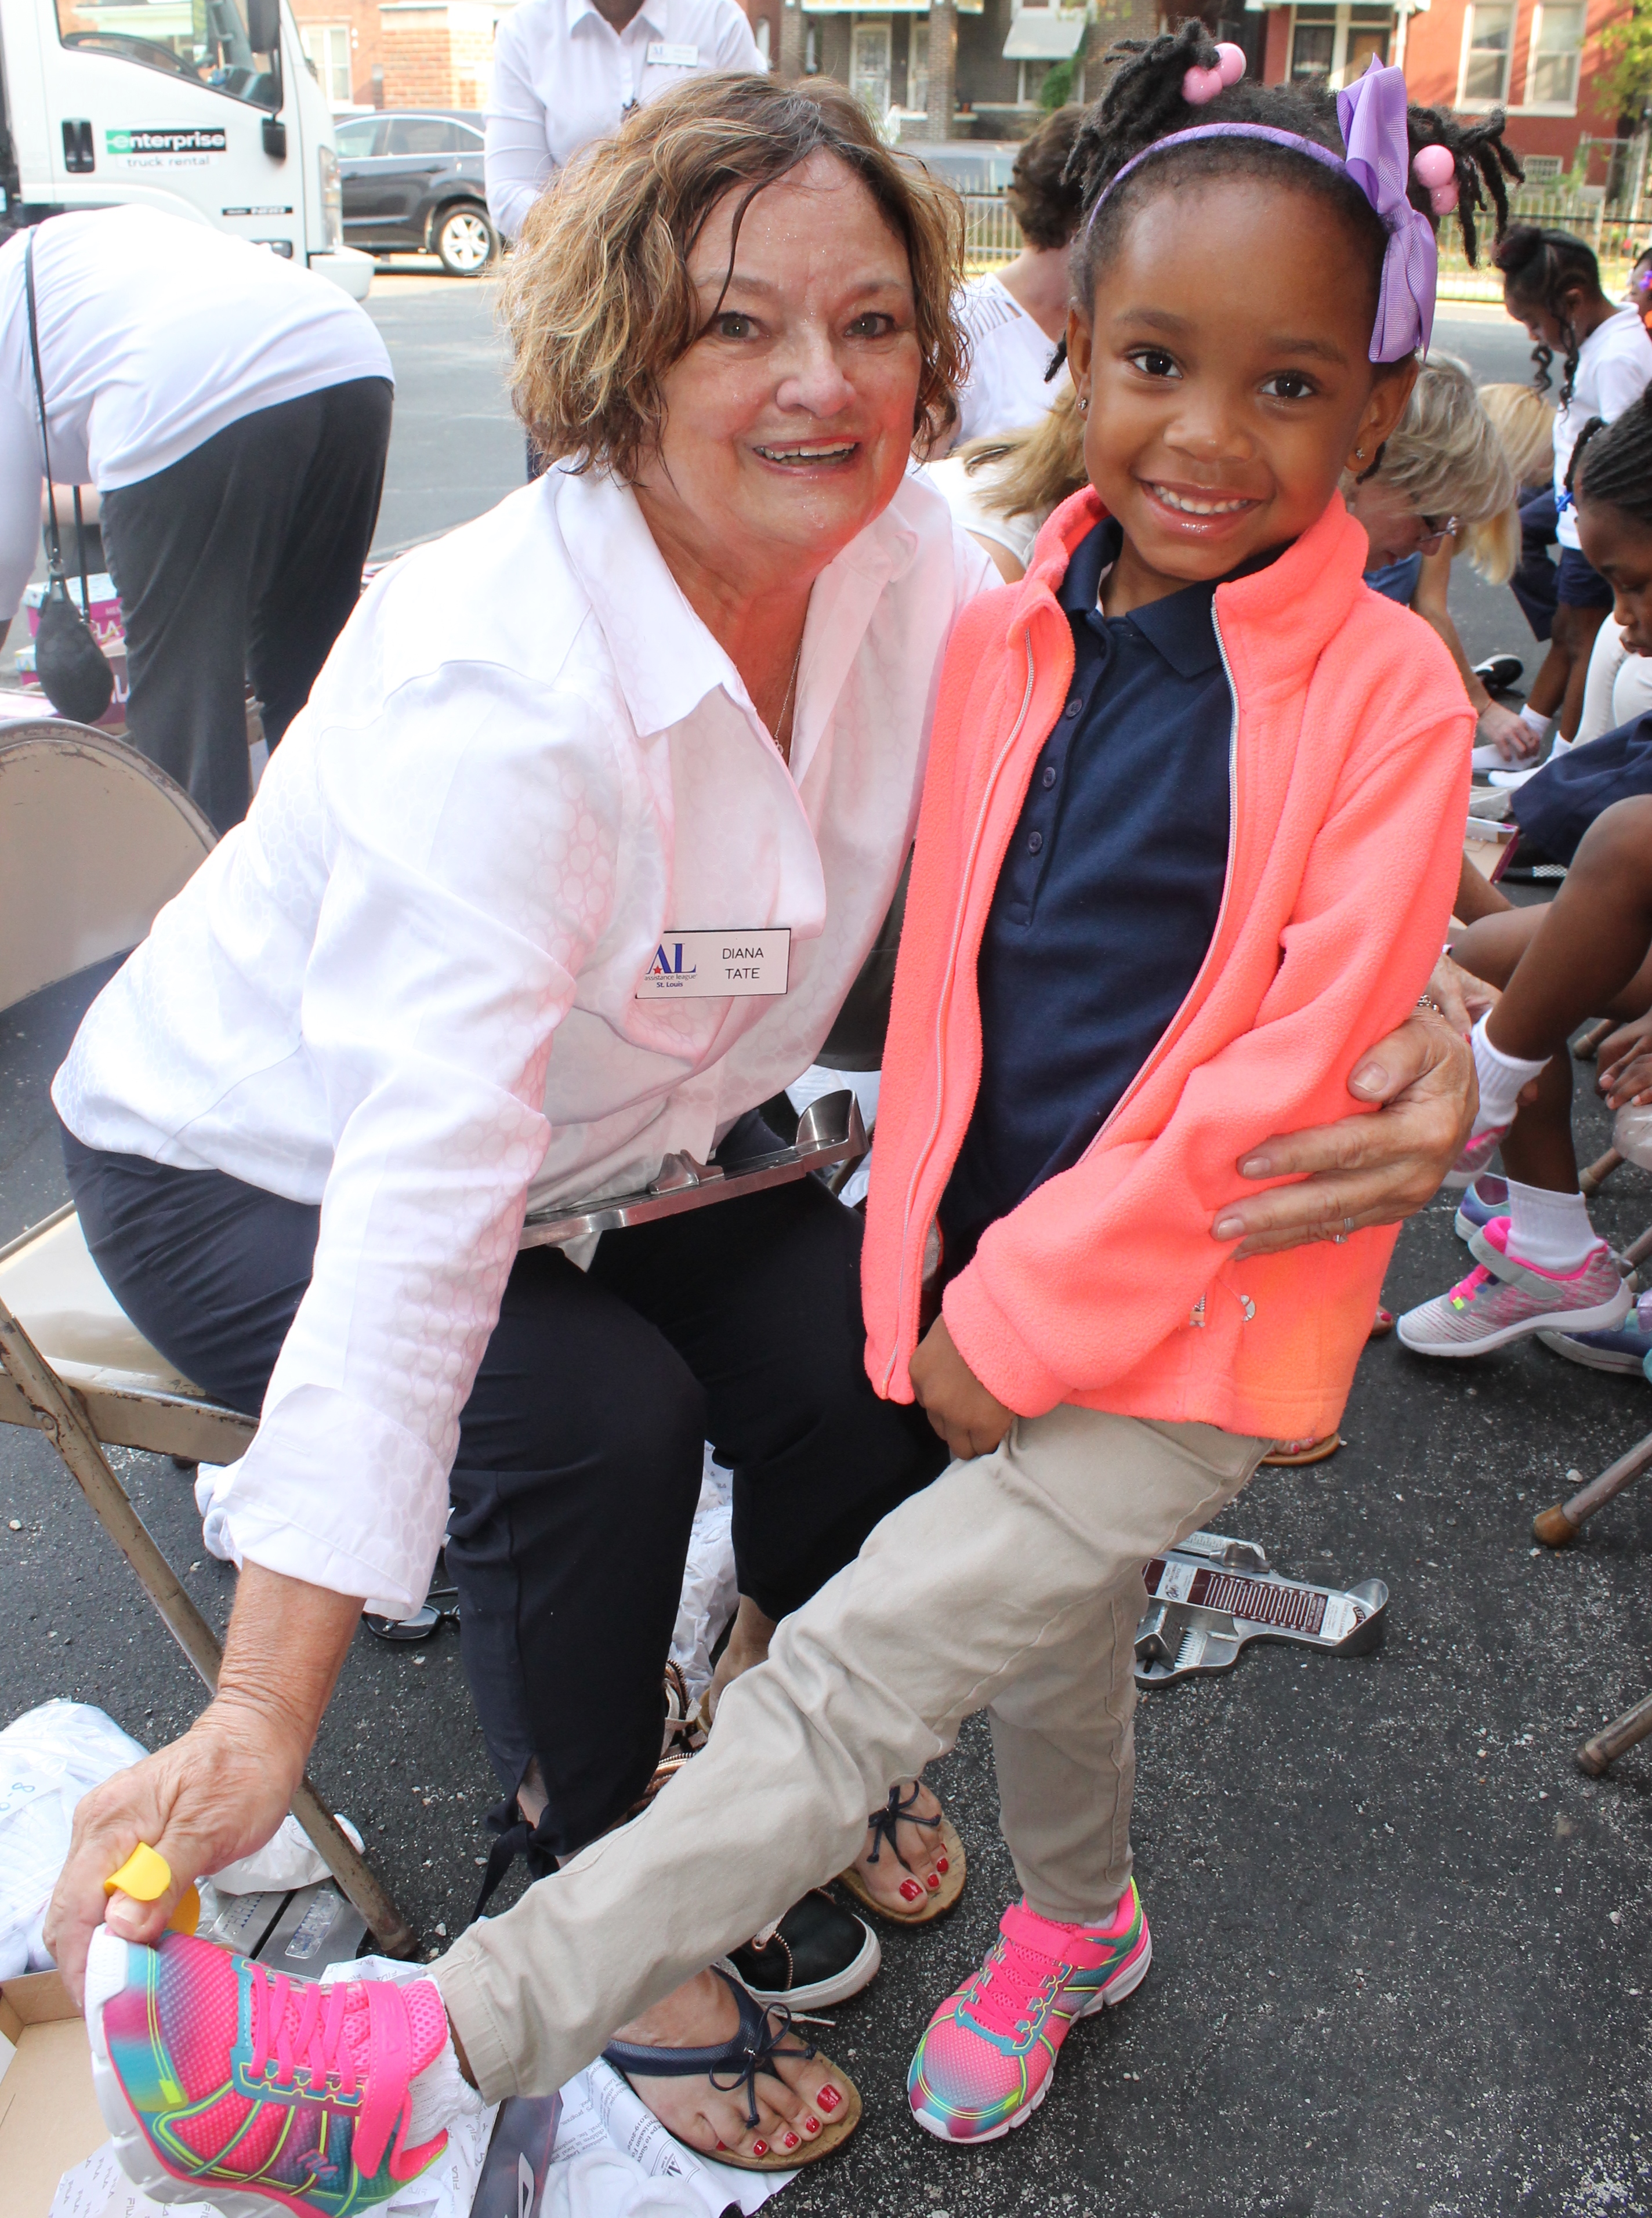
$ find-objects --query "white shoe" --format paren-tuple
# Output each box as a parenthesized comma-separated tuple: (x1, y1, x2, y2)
(1487, 764, 1542, 789)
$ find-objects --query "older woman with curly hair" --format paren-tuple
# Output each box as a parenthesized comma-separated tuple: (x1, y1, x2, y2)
(53, 71, 1477, 2181)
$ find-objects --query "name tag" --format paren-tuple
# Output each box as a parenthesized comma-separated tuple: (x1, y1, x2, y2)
(646, 39, 700, 64)
(636, 929, 791, 999)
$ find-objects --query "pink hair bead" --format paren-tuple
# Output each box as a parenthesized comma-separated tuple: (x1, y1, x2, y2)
(1428, 181, 1459, 213)
(1182, 61, 1224, 103)
(1411, 144, 1455, 189)
(1214, 42, 1247, 85)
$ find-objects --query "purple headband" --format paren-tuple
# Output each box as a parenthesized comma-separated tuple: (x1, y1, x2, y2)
(1086, 60, 1439, 363)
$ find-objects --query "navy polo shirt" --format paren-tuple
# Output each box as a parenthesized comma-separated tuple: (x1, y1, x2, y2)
(940, 518, 1234, 1272)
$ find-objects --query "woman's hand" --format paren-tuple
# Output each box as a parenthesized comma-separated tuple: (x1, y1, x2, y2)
(1211, 981, 1475, 1257)
(44, 1563, 363, 2006)
(44, 1705, 306, 2005)
(910, 1315, 1015, 1462)
(1476, 701, 1539, 762)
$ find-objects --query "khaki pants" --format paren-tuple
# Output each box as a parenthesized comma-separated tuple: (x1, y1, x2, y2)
(434, 1404, 1267, 2101)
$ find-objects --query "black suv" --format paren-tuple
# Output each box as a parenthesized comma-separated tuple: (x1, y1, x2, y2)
(335, 110, 497, 277)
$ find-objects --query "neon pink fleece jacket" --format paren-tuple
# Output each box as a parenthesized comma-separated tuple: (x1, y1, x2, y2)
(863, 488, 1472, 1444)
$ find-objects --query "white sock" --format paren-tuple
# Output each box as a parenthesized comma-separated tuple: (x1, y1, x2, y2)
(407, 2027, 489, 2143)
(1519, 703, 1555, 745)
(1470, 1014, 1548, 1136)
(1506, 1179, 1597, 1272)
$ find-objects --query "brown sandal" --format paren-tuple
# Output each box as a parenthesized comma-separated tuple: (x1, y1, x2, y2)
(836, 1781, 966, 1925)
(602, 1969, 861, 2170)
(1260, 1432, 1344, 1466)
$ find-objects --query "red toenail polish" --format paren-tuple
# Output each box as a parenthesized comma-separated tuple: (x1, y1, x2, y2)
(805, 2116, 821, 2133)
(818, 2087, 841, 2112)
(784, 2133, 800, 2150)
(752, 2141, 769, 2158)
(900, 1879, 923, 1901)
(936, 1856, 949, 1874)
(716, 2141, 729, 2151)
(926, 1872, 941, 1890)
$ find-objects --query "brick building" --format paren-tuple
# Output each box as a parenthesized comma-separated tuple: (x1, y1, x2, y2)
(1247, 0, 1633, 170)
(291, 0, 781, 113)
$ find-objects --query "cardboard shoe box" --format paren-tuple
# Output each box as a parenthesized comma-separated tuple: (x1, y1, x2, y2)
(0, 1970, 107, 2218)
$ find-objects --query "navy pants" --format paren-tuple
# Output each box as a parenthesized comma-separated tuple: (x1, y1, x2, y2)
(1512, 708, 1652, 865)
(61, 1124, 945, 1863)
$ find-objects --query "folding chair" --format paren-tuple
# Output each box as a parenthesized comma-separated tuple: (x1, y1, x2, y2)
(0, 722, 414, 1956)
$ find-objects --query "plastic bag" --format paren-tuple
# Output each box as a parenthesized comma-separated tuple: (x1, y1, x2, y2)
(0, 1701, 147, 1975)
(209, 1811, 365, 1897)
(668, 1451, 738, 1701)
(1614, 1102, 1652, 1173)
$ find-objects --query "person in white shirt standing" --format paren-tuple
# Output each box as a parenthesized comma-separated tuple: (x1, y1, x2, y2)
(0, 209, 393, 832)
(945, 105, 1083, 448)
(1496, 224, 1652, 755)
(483, 0, 763, 245)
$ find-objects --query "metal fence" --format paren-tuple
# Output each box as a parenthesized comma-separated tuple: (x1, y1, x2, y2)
(1436, 178, 1652, 298)
(966, 162, 1652, 285)
(963, 193, 1022, 267)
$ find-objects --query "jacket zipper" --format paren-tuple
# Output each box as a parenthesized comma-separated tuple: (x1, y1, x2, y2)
(884, 625, 1039, 1392)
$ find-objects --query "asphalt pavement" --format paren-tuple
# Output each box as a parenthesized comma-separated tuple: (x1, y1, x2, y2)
(5, 284, 1651, 2218)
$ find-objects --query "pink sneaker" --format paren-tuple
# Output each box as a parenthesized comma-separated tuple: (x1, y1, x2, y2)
(907, 1883, 1150, 2144)
(1397, 1217, 1631, 1357)
(86, 1927, 450, 2216)
(1442, 1125, 1510, 1191)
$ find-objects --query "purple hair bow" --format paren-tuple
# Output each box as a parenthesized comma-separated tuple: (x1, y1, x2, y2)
(1089, 57, 1436, 363)
(1337, 61, 1436, 361)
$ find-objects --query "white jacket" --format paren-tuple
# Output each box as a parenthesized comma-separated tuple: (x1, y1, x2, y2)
(55, 466, 990, 1614)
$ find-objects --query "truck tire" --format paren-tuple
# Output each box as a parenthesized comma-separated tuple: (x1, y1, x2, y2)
(434, 204, 496, 277)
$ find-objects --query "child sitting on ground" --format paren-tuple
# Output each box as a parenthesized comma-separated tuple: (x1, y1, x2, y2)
(1399, 393, 1652, 1362)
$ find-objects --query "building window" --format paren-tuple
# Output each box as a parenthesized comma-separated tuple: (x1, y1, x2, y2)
(754, 15, 770, 63)
(1291, 5, 1335, 80)
(300, 21, 352, 106)
(908, 19, 929, 111)
(1459, 2, 1514, 104)
(1526, 0, 1584, 108)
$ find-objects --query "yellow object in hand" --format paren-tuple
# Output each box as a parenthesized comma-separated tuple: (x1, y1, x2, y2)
(105, 1844, 200, 1936)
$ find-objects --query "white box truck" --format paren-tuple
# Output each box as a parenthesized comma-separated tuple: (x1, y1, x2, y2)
(0, 0, 373, 295)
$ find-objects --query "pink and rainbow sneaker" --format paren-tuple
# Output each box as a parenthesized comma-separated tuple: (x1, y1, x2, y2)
(907, 1882, 1150, 2144)
(86, 1927, 450, 2216)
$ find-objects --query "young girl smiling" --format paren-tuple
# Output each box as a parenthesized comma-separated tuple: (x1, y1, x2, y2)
(81, 40, 1517, 2199)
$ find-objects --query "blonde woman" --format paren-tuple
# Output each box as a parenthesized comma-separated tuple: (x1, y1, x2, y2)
(921, 386, 1087, 582)
(1340, 357, 1522, 759)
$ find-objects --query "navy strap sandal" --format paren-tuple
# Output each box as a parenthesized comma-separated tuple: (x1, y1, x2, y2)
(602, 1966, 861, 2170)
(837, 1780, 967, 1926)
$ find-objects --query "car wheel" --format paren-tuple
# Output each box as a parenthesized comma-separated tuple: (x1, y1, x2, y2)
(434, 204, 496, 277)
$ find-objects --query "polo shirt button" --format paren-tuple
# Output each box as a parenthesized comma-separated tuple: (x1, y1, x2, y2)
(1027, 829, 1044, 853)
(1042, 765, 1057, 788)
(1063, 698, 1082, 719)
